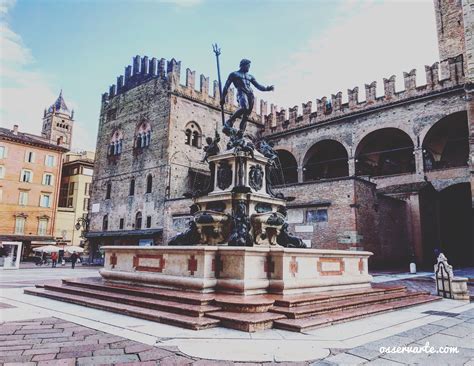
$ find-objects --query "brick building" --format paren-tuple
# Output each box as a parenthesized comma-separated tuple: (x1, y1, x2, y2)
(88, 0, 473, 268)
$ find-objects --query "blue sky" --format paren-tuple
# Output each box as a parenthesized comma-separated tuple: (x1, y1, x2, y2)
(0, 0, 439, 151)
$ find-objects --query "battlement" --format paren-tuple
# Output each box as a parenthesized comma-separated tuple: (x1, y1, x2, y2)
(262, 54, 465, 135)
(101, 55, 267, 124)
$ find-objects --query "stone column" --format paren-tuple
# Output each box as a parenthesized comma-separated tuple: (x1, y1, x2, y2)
(462, 0, 474, 202)
(348, 157, 356, 176)
(414, 147, 424, 178)
(298, 166, 304, 183)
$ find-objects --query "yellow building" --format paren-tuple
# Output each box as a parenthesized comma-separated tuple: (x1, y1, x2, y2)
(0, 92, 74, 258)
(0, 125, 68, 257)
(55, 151, 95, 247)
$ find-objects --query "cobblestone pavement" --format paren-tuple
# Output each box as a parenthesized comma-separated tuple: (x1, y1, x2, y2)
(1, 308, 473, 365)
(1, 272, 473, 365)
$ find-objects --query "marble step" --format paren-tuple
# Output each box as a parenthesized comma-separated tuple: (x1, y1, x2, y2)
(24, 288, 220, 330)
(273, 294, 441, 332)
(214, 294, 275, 313)
(44, 283, 221, 317)
(206, 311, 286, 332)
(62, 278, 215, 305)
(273, 285, 407, 308)
(271, 291, 429, 319)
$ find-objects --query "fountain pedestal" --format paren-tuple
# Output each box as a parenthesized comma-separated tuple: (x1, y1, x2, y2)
(100, 147, 373, 295)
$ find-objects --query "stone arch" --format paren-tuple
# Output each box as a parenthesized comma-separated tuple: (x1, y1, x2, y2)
(303, 140, 349, 181)
(355, 128, 415, 177)
(421, 111, 469, 171)
(299, 136, 351, 167)
(271, 149, 298, 186)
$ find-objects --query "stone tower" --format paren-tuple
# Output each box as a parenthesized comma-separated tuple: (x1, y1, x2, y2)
(434, 0, 466, 61)
(41, 90, 74, 150)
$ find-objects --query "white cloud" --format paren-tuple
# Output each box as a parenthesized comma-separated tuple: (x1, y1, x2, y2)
(0, 1, 93, 151)
(264, 0, 439, 111)
(0, 0, 15, 16)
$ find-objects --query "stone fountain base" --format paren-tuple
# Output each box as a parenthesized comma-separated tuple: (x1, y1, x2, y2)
(100, 246, 372, 295)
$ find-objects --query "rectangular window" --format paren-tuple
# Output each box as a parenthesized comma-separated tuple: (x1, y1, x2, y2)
(0, 165, 4, 179)
(40, 194, 51, 208)
(18, 191, 28, 206)
(21, 170, 32, 183)
(59, 183, 68, 207)
(83, 167, 93, 176)
(38, 219, 48, 236)
(43, 173, 53, 186)
(306, 209, 328, 223)
(106, 183, 111, 199)
(84, 183, 91, 196)
(68, 182, 75, 195)
(146, 216, 152, 228)
(119, 218, 124, 229)
(15, 217, 25, 234)
(83, 198, 89, 211)
(0, 146, 5, 158)
(67, 197, 73, 208)
(45, 155, 55, 167)
(25, 151, 35, 163)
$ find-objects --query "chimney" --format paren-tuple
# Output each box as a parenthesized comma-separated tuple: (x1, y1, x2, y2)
(13, 125, 18, 135)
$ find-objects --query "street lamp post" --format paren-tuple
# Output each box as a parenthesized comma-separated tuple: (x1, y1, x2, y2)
(75, 217, 90, 258)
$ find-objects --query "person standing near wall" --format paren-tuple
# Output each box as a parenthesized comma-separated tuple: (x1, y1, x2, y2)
(51, 252, 58, 268)
(70, 251, 78, 269)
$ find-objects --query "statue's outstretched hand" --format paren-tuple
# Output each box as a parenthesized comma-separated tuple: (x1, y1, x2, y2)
(267, 85, 275, 91)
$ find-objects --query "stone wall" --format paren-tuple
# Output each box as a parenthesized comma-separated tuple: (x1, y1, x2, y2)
(89, 76, 170, 234)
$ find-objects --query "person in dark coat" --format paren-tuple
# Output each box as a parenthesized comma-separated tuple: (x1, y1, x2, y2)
(70, 252, 78, 269)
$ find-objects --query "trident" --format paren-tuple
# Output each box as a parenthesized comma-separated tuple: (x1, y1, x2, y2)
(212, 43, 226, 127)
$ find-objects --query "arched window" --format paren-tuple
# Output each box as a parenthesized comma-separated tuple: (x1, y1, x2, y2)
(303, 140, 349, 181)
(355, 128, 415, 177)
(185, 129, 192, 145)
(184, 122, 201, 148)
(135, 122, 151, 149)
(271, 150, 298, 185)
(103, 215, 108, 231)
(135, 212, 142, 229)
(109, 131, 123, 156)
(129, 178, 135, 196)
(422, 112, 468, 171)
(146, 174, 152, 193)
(192, 131, 201, 148)
(105, 182, 111, 199)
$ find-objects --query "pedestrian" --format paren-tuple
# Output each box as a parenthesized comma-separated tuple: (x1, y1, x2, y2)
(42, 252, 47, 265)
(51, 251, 58, 268)
(70, 251, 78, 269)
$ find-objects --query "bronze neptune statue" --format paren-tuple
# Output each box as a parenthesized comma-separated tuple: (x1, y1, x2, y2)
(220, 59, 274, 138)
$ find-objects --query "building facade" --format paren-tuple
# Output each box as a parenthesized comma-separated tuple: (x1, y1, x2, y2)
(55, 151, 95, 247)
(0, 92, 74, 258)
(88, 0, 473, 268)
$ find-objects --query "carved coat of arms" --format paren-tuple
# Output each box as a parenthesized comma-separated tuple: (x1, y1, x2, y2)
(249, 164, 264, 191)
(217, 162, 232, 190)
